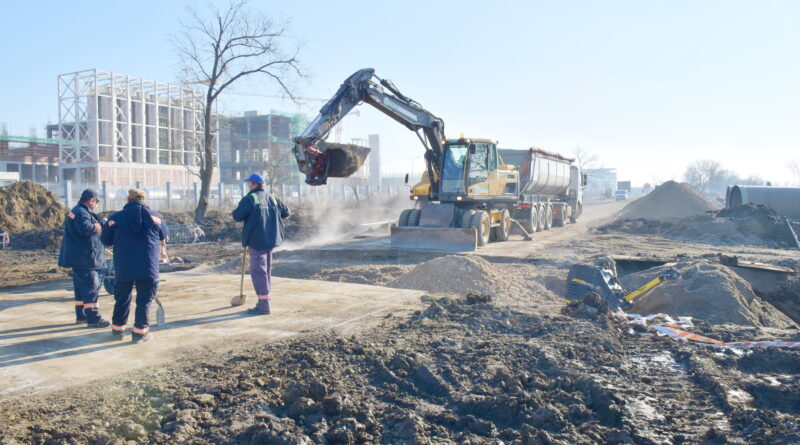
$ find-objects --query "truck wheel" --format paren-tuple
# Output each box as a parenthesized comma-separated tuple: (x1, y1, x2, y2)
(553, 204, 565, 227)
(543, 204, 553, 230)
(493, 209, 511, 241)
(408, 209, 422, 226)
(470, 211, 491, 246)
(519, 207, 536, 233)
(398, 209, 412, 226)
(570, 203, 581, 223)
(536, 205, 545, 232)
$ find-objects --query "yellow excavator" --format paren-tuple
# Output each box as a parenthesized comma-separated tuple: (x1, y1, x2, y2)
(293, 68, 584, 251)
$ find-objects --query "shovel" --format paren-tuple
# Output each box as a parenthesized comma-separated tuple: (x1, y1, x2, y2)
(154, 280, 166, 325)
(230, 247, 248, 306)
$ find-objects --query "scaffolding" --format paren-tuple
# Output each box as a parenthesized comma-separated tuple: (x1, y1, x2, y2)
(57, 69, 206, 185)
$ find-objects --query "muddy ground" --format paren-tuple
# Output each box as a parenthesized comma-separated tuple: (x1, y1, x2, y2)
(1, 200, 799, 444)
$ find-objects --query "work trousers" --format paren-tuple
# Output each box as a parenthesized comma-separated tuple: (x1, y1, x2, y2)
(72, 268, 101, 323)
(249, 247, 273, 311)
(112, 279, 156, 338)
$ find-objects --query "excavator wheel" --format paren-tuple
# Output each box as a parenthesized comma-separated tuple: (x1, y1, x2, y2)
(536, 205, 545, 232)
(398, 209, 413, 227)
(460, 209, 476, 229)
(470, 211, 491, 246)
(543, 204, 553, 230)
(493, 209, 511, 241)
(408, 209, 422, 226)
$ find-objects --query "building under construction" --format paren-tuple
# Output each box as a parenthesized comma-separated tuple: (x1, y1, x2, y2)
(218, 110, 309, 184)
(57, 69, 212, 189)
(0, 135, 60, 183)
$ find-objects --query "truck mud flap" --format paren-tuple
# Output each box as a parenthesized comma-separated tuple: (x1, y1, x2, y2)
(390, 226, 477, 252)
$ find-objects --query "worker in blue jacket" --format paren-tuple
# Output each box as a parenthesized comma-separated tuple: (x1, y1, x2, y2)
(58, 189, 110, 327)
(232, 173, 290, 315)
(101, 189, 168, 343)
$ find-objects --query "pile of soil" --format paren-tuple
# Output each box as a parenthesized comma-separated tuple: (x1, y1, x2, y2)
(312, 264, 414, 286)
(596, 203, 798, 248)
(0, 181, 66, 233)
(4, 297, 799, 444)
(389, 255, 559, 306)
(668, 204, 799, 248)
(623, 261, 796, 328)
(618, 180, 721, 220)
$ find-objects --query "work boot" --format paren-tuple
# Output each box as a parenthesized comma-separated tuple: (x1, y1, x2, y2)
(75, 316, 87, 324)
(87, 318, 110, 328)
(132, 333, 153, 344)
(111, 330, 125, 340)
(246, 307, 271, 316)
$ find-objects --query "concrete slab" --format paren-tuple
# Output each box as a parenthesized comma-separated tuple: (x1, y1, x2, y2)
(0, 272, 424, 401)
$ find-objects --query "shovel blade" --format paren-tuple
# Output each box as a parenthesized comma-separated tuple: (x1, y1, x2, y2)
(155, 297, 166, 325)
(390, 226, 477, 252)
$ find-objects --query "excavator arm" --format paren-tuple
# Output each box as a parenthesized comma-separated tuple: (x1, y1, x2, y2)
(293, 68, 446, 193)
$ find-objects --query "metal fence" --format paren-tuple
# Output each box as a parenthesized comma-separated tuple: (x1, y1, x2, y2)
(46, 176, 412, 213)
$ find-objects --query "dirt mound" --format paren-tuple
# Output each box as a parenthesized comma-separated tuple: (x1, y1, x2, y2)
(0, 181, 66, 233)
(312, 264, 414, 286)
(7, 296, 800, 444)
(388, 255, 559, 305)
(667, 204, 798, 248)
(619, 180, 721, 220)
(598, 203, 798, 248)
(623, 261, 796, 328)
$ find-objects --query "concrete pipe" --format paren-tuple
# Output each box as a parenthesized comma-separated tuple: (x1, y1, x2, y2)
(726, 185, 800, 218)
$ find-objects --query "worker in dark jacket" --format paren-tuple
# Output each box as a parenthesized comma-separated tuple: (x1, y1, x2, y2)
(232, 173, 290, 315)
(58, 189, 110, 327)
(101, 189, 168, 343)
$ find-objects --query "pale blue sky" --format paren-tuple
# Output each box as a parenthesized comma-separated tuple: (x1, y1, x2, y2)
(2, 1, 799, 184)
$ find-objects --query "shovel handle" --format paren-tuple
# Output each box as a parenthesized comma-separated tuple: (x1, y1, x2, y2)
(240, 246, 248, 296)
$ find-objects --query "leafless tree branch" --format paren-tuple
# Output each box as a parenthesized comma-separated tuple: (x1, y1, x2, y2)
(172, 0, 306, 220)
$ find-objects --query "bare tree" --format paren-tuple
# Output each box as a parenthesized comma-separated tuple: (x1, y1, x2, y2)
(346, 176, 367, 207)
(174, 0, 304, 221)
(572, 147, 599, 171)
(260, 146, 294, 195)
(683, 159, 724, 193)
(788, 159, 800, 186)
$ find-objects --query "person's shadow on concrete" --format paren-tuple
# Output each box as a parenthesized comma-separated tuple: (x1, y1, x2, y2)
(0, 309, 251, 369)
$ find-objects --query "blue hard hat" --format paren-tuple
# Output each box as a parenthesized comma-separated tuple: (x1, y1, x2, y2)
(244, 173, 264, 184)
(80, 188, 100, 201)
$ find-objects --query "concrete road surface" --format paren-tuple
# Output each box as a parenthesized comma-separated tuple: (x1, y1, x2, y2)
(281, 199, 629, 256)
(0, 273, 424, 401)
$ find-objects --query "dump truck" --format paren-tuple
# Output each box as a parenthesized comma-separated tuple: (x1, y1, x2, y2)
(292, 68, 584, 251)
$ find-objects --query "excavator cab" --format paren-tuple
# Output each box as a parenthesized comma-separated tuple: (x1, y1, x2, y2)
(425, 137, 517, 201)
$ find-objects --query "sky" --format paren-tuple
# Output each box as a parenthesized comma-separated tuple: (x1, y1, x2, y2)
(2, 0, 799, 185)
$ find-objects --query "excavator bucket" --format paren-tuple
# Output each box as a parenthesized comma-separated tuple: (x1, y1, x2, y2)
(317, 142, 371, 178)
(390, 226, 478, 252)
(565, 264, 626, 308)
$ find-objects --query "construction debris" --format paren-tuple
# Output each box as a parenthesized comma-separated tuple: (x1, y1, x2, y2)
(622, 261, 797, 328)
